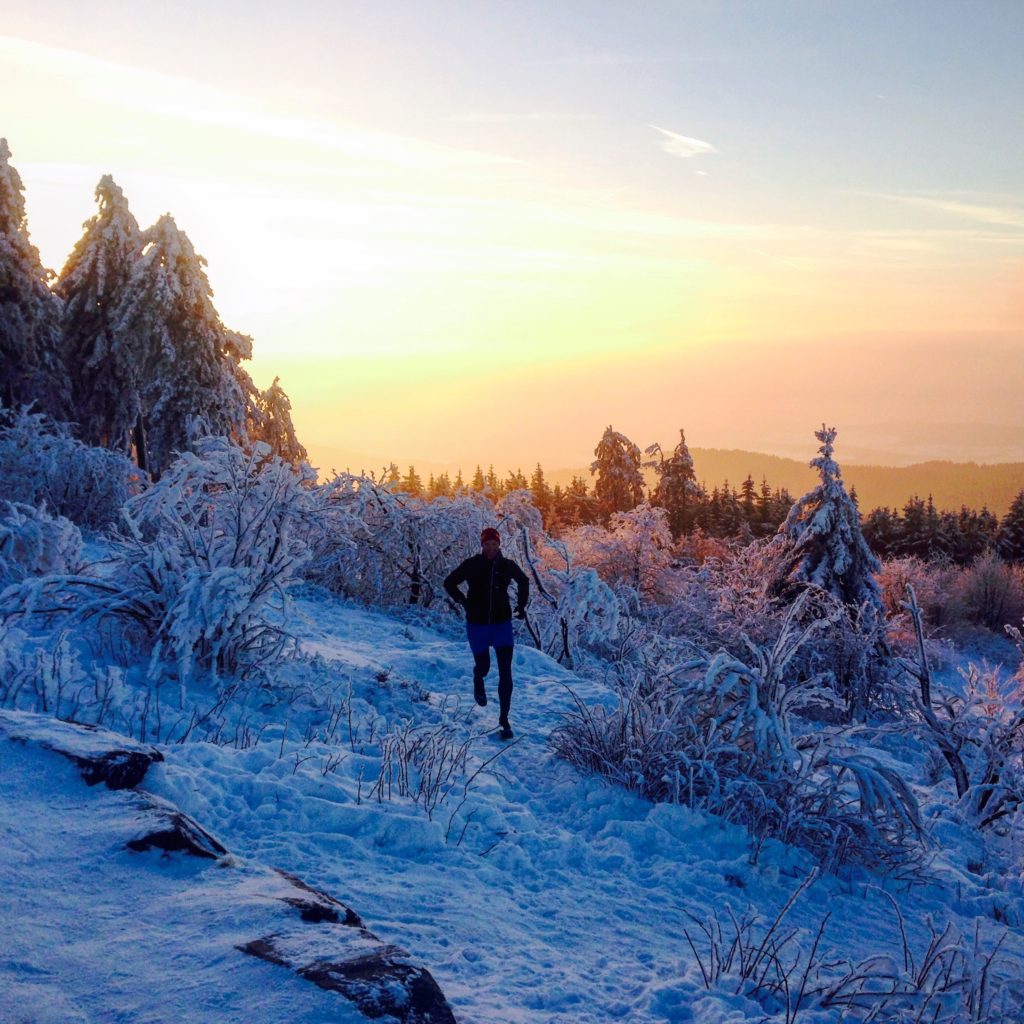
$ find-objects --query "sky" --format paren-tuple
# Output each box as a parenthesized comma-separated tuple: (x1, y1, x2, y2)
(2, 1, 1022, 472)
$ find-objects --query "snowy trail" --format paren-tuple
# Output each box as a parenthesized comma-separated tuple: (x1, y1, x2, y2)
(149, 599, 1024, 1024)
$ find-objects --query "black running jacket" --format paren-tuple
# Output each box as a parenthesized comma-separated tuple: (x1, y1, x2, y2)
(443, 553, 530, 625)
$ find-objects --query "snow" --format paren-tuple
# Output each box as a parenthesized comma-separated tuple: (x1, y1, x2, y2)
(3, 590, 1024, 1023)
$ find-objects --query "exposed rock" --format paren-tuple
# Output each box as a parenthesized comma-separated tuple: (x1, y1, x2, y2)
(126, 805, 228, 859)
(240, 934, 457, 1024)
(276, 867, 364, 927)
(0, 708, 163, 789)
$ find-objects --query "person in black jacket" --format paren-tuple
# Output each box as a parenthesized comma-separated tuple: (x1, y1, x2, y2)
(443, 527, 529, 739)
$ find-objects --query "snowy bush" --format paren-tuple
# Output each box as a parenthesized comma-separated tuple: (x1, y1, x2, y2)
(0, 625, 127, 726)
(552, 594, 922, 870)
(956, 552, 1024, 632)
(564, 502, 680, 605)
(308, 473, 494, 607)
(2, 438, 313, 685)
(681, 871, 1015, 1023)
(308, 476, 620, 665)
(0, 406, 139, 530)
(900, 586, 1024, 834)
(0, 501, 82, 584)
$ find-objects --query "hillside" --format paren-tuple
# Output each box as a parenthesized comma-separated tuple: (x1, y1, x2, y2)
(5, 595, 1023, 1023)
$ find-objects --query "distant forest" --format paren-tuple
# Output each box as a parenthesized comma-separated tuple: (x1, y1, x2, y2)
(381, 425, 1024, 567)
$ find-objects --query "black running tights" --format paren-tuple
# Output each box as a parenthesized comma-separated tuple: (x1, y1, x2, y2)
(473, 646, 513, 723)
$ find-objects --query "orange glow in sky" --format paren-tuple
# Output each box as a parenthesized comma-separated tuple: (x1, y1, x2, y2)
(2, 2, 1022, 471)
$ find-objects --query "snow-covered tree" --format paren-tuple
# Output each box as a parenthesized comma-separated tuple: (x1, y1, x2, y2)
(252, 375, 307, 468)
(0, 139, 66, 416)
(55, 175, 143, 451)
(646, 429, 701, 537)
(568, 503, 677, 604)
(771, 425, 883, 615)
(591, 425, 645, 518)
(111, 215, 254, 475)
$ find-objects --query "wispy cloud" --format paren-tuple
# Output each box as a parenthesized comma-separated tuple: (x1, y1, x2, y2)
(866, 191, 1024, 230)
(447, 111, 602, 125)
(648, 125, 718, 160)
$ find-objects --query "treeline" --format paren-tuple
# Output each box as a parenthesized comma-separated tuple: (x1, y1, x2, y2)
(388, 425, 1024, 564)
(0, 139, 304, 477)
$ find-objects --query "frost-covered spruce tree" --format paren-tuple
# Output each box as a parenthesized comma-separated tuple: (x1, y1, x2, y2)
(55, 175, 143, 450)
(0, 138, 67, 415)
(253, 375, 307, 468)
(646, 428, 701, 537)
(112, 214, 253, 475)
(590, 425, 645, 519)
(772, 426, 882, 611)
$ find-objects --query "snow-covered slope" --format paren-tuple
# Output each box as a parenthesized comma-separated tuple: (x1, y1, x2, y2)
(4, 593, 1023, 1023)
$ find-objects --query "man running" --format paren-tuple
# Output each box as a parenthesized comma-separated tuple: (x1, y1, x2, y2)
(444, 527, 529, 740)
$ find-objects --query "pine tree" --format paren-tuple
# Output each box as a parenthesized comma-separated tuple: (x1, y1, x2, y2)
(253, 376, 307, 467)
(111, 215, 253, 475)
(740, 474, 757, 525)
(56, 175, 143, 450)
(646, 429, 701, 537)
(862, 506, 901, 559)
(530, 463, 552, 522)
(471, 465, 486, 492)
(400, 465, 422, 496)
(772, 425, 883, 614)
(998, 490, 1024, 563)
(591, 425, 645, 519)
(0, 138, 66, 415)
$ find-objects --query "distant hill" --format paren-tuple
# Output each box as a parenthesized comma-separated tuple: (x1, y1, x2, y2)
(686, 450, 1024, 518)
(303, 441, 1024, 518)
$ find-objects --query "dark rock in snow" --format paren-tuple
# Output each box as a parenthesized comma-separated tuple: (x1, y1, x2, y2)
(240, 934, 457, 1024)
(0, 708, 163, 789)
(276, 867, 365, 926)
(126, 807, 228, 859)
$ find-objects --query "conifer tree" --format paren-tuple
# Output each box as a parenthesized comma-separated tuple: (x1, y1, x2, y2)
(862, 506, 901, 559)
(591, 425, 645, 519)
(998, 490, 1024, 563)
(111, 215, 253, 475)
(0, 139, 66, 415)
(400, 465, 422, 496)
(646, 428, 701, 537)
(772, 425, 883, 614)
(530, 463, 552, 522)
(471, 465, 486, 492)
(56, 176, 143, 450)
(253, 375, 307, 467)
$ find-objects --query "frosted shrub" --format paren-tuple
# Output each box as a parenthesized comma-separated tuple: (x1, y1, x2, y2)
(0, 502, 82, 584)
(308, 478, 620, 665)
(878, 556, 962, 641)
(3, 438, 312, 684)
(309, 474, 494, 606)
(956, 552, 1024, 631)
(0, 406, 138, 530)
(553, 594, 922, 869)
(564, 503, 680, 605)
(682, 872, 1014, 1023)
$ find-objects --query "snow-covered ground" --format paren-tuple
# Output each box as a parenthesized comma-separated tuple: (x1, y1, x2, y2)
(5, 590, 1019, 1023)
